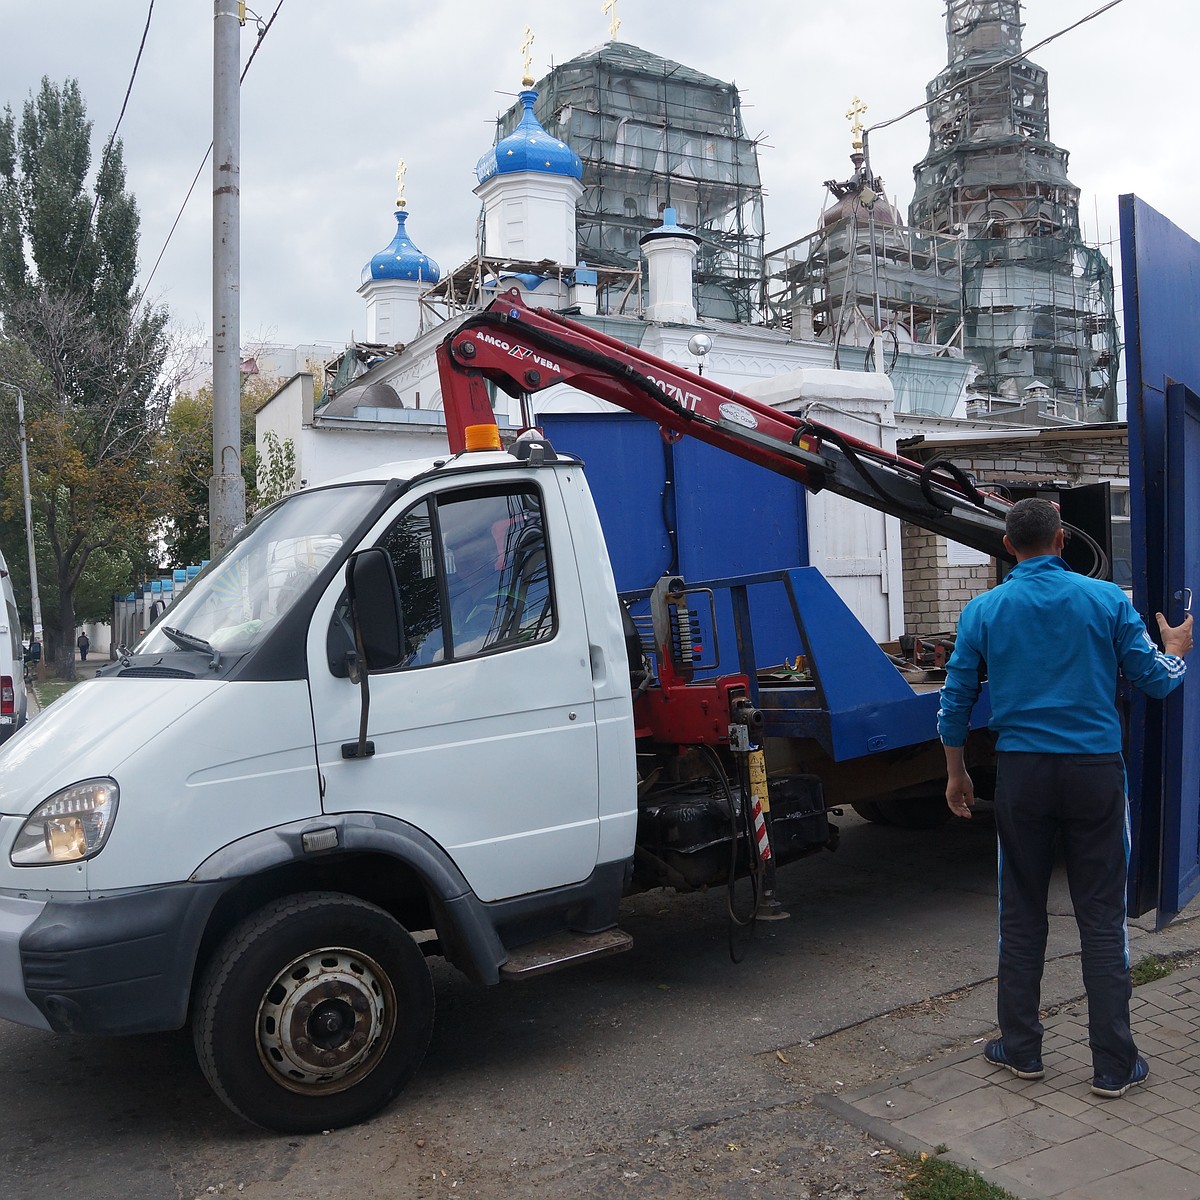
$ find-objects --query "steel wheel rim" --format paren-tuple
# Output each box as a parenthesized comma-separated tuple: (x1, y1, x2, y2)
(256, 945, 397, 1095)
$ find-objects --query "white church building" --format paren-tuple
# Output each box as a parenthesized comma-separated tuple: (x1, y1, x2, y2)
(256, 65, 985, 643)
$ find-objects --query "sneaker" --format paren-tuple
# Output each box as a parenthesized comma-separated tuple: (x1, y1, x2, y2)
(1091, 1055, 1149, 1099)
(984, 1037, 1045, 1080)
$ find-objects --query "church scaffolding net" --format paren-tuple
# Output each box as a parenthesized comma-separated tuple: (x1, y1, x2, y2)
(904, 0, 1121, 420)
(494, 42, 765, 323)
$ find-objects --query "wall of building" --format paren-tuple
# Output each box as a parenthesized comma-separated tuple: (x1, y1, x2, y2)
(900, 428, 1129, 632)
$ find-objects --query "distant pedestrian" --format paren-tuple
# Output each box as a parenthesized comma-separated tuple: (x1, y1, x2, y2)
(25, 636, 41, 683)
(77, 631, 90, 662)
(938, 498, 1192, 1099)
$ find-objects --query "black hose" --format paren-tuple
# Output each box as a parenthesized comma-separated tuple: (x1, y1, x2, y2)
(699, 744, 759, 964)
(919, 458, 988, 511)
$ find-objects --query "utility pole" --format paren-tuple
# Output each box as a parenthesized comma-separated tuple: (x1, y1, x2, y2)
(211, 0, 246, 557)
(0, 381, 44, 639)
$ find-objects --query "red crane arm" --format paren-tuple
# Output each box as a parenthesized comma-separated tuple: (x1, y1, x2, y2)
(434, 291, 1078, 567)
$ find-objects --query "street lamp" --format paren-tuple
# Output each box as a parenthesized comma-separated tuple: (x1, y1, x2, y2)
(0, 381, 44, 641)
(687, 333, 713, 376)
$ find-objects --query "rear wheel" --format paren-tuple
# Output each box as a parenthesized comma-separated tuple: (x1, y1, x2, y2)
(850, 799, 893, 825)
(875, 792, 952, 829)
(852, 792, 952, 829)
(193, 892, 434, 1133)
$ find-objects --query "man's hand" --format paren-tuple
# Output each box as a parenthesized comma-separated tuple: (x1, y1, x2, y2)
(1157, 611, 1194, 658)
(946, 770, 975, 819)
(942, 742, 975, 818)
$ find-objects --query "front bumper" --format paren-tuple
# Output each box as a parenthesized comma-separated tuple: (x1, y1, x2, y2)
(0, 880, 228, 1035)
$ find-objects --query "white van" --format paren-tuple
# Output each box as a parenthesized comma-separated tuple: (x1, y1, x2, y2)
(0, 549, 28, 743)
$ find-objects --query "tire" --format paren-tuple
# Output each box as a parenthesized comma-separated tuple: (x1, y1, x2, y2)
(852, 793, 952, 829)
(874, 793, 952, 830)
(193, 892, 434, 1133)
(850, 799, 893, 825)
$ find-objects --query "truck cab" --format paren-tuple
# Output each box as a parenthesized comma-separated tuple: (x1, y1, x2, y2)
(0, 440, 636, 1133)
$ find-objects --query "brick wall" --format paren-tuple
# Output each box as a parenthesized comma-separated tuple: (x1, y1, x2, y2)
(900, 431, 1129, 633)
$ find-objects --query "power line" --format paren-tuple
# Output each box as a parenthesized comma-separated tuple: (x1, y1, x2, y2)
(135, 1, 285, 316)
(864, 0, 1126, 144)
(68, 0, 156, 289)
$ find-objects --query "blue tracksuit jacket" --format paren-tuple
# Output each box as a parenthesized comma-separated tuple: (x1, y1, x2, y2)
(937, 555, 1187, 754)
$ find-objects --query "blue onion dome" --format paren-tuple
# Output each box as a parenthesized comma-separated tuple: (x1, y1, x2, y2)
(362, 209, 441, 285)
(475, 88, 583, 185)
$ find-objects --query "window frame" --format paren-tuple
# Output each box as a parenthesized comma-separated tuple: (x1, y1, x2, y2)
(351, 480, 559, 674)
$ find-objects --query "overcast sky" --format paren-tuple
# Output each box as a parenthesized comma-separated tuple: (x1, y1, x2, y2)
(3, 0, 1197, 349)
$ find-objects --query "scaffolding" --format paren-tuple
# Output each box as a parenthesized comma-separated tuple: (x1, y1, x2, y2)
(494, 42, 765, 323)
(764, 178, 966, 357)
(907, 0, 1120, 419)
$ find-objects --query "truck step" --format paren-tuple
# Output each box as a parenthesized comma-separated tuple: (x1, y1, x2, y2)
(500, 928, 633, 978)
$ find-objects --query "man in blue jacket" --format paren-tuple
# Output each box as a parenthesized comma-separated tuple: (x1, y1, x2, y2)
(938, 497, 1192, 1099)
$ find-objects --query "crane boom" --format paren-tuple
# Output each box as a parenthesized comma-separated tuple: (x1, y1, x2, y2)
(435, 291, 1097, 570)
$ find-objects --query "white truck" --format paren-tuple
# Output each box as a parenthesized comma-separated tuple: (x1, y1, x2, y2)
(0, 295, 1083, 1133)
(0, 548, 29, 744)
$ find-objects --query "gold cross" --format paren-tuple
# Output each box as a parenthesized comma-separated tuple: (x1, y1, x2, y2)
(520, 25, 535, 86)
(395, 158, 407, 208)
(601, 0, 621, 39)
(846, 95, 868, 150)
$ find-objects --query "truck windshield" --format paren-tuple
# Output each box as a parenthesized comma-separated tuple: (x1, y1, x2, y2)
(139, 484, 382, 658)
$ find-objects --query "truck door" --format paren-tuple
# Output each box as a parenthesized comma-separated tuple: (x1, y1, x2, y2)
(306, 470, 601, 902)
(1120, 194, 1200, 926)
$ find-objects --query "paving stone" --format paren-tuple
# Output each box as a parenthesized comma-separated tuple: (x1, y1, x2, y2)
(1115, 1125, 1185, 1158)
(1035, 1089, 1094, 1118)
(1054, 1158, 1200, 1200)
(852, 1084, 931, 1121)
(832, 957, 1200, 1200)
(894, 1086, 1035, 1144)
(1143, 1116, 1196, 1146)
(904, 1065, 981, 1104)
(1169, 1107, 1200, 1135)
(989, 1130, 1152, 1195)
(1126, 1088, 1186, 1116)
(946, 1107, 1092, 1170)
(1073, 1104, 1137, 1135)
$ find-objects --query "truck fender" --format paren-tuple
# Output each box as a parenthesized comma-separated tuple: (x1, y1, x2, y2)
(189, 813, 508, 985)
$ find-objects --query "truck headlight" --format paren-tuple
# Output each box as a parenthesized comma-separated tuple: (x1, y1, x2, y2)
(11, 779, 119, 866)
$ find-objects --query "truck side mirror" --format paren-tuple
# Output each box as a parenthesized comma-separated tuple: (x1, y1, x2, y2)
(345, 547, 406, 672)
(342, 548, 405, 761)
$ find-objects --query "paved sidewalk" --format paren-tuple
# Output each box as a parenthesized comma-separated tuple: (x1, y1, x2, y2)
(823, 964, 1200, 1200)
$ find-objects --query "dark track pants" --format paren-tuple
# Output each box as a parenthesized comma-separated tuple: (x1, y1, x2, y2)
(993, 751, 1136, 1081)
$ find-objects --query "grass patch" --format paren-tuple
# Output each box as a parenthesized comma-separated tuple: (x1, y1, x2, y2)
(1131, 954, 1176, 987)
(898, 1152, 1018, 1200)
(31, 678, 79, 708)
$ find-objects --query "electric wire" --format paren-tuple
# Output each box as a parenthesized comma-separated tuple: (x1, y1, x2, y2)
(862, 0, 1127, 145)
(67, 0, 156, 291)
(134, 1, 286, 316)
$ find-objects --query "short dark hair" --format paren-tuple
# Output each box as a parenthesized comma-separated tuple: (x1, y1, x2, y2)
(1005, 497, 1062, 553)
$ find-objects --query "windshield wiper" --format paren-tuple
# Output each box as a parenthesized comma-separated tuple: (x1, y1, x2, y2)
(161, 625, 221, 670)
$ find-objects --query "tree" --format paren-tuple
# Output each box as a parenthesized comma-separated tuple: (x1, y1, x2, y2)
(255, 430, 298, 507)
(0, 78, 171, 679)
(158, 371, 294, 568)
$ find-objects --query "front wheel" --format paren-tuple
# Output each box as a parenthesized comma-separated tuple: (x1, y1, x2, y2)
(193, 892, 434, 1132)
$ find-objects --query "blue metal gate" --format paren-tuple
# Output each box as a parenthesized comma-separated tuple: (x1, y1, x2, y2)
(1119, 195, 1200, 925)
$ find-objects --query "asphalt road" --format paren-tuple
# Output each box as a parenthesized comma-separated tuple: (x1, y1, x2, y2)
(2, 806, 1196, 1199)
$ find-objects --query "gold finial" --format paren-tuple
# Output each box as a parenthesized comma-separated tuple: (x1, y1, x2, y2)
(520, 25, 536, 87)
(846, 96, 868, 152)
(601, 0, 621, 39)
(394, 158, 407, 209)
